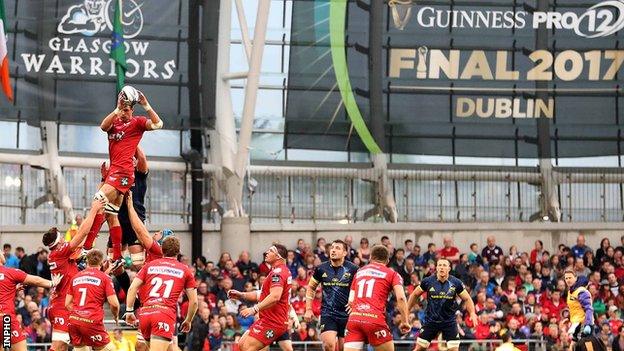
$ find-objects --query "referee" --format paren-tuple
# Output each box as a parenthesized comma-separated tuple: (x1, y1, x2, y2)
(564, 269, 594, 351)
(304, 240, 358, 351)
(407, 258, 478, 351)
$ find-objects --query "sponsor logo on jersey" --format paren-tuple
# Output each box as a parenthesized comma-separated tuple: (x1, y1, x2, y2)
(273, 268, 282, 273)
(121, 177, 129, 186)
(73, 276, 102, 286)
(0, 273, 4, 280)
(343, 272, 351, 279)
(265, 329, 274, 339)
(355, 268, 387, 279)
(147, 266, 184, 278)
(272, 275, 281, 283)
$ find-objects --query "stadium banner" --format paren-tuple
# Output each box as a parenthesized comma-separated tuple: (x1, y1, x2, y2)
(0, 0, 191, 129)
(285, 0, 624, 158)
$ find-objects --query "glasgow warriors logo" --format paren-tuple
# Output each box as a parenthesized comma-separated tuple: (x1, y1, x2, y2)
(58, 0, 144, 38)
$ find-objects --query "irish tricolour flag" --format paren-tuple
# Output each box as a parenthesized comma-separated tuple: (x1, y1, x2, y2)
(0, 0, 13, 102)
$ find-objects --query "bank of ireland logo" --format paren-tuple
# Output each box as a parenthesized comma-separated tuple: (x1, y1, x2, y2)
(58, 0, 144, 39)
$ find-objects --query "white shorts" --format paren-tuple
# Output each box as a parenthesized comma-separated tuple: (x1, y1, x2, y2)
(51, 330, 70, 344)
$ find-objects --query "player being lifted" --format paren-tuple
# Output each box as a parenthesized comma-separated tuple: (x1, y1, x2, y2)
(564, 269, 594, 351)
(103, 145, 150, 269)
(228, 244, 292, 351)
(82, 86, 163, 269)
(125, 236, 198, 351)
(407, 258, 479, 351)
(0, 249, 62, 351)
(344, 245, 410, 351)
(305, 240, 358, 351)
(42, 198, 106, 351)
(65, 249, 120, 351)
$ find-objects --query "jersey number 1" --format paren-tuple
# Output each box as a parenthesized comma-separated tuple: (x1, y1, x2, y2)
(149, 277, 174, 298)
(356, 279, 375, 298)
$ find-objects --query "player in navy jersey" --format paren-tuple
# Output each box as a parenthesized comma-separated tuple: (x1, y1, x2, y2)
(304, 240, 359, 351)
(407, 258, 478, 351)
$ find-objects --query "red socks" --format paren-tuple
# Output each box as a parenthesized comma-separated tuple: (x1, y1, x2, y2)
(110, 226, 123, 260)
(84, 213, 105, 250)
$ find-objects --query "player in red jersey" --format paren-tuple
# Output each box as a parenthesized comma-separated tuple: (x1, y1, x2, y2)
(42, 198, 106, 351)
(344, 245, 411, 351)
(228, 244, 292, 351)
(84, 87, 163, 268)
(125, 190, 178, 351)
(65, 249, 120, 351)
(0, 252, 62, 351)
(125, 236, 198, 351)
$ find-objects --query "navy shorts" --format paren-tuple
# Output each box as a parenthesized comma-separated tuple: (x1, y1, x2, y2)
(419, 322, 459, 342)
(275, 330, 290, 342)
(320, 315, 348, 338)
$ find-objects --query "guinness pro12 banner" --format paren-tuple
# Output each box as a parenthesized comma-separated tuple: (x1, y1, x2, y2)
(0, 0, 191, 129)
(285, 0, 624, 158)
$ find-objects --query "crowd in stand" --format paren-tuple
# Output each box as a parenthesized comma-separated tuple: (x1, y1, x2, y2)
(6, 233, 624, 351)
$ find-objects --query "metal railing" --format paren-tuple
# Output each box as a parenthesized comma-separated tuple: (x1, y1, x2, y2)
(2, 162, 624, 224)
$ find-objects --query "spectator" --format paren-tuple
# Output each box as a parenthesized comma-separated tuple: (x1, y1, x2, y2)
(292, 321, 311, 341)
(344, 235, 357, 261)
(294, 238, 307, 264)
(223, 314, 243, 341)
(295, 266, 308, 288)
(314, 237, 328, 262)
(439, 236, 460, 264)
(495, 330, 522, 351)
(229, 266, 246, 292)
(208, 321, 223, 350)
(189, 308, 211, 350)
(390, 248, 406, 271)
(543, 290, 565, 320)
(286, 250, 301, 277)
(474, 271, 495, 298)
(357, 238, 370, 266)
(613, 325, 624, 351)
(571, 234, 592, 259)
(468, 243, 483, 265)
(404, 239, 414, 255)
(111, 329, 134, 351)
(3, 243, 19, 268)
(381, 236, 396, 258)
(491, 264, 506, 286)
(408, 244, 425, 268)
(574, 258, 592, 277)
(14, 246, 26, 266)
(482, 236, 504, 265)
(399, 258, 416, 283)
(530, 240, 544, 265)
(598, 321, 614, 347)
(236, 251, 258, 278)
(422, 243, 437, 266)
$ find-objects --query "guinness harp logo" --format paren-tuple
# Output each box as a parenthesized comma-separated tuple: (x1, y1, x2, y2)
(389, 0, 414, 30)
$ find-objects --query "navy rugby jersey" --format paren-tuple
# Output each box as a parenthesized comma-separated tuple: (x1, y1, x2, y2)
(419, 275, 465, 325)
(311, 260, 359, 320)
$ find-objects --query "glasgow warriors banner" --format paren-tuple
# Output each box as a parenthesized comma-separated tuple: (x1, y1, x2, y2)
(285, 0, 624, 158)
(0, 0, 190, 129)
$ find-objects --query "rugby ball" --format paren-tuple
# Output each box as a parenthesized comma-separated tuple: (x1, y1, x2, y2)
(120, 85, 140, 105)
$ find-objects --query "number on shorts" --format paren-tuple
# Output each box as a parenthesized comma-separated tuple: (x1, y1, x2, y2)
(78, 287, 88, 306)
(54, 317, 65, 325)
(90, 335, 103, 342)
(149, 277, 174, 298)
(158, 322, 170, 332)
(374, 330, 387, 338)
(356, 278, 375, 298)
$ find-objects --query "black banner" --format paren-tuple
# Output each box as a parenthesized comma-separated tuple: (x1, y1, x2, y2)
(285, 0, 624, 158)
(1, 0, 192, 129)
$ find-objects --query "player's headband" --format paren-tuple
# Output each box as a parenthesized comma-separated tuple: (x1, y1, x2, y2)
(47, 231, 61, 249)
(268, 245, 284, 260)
